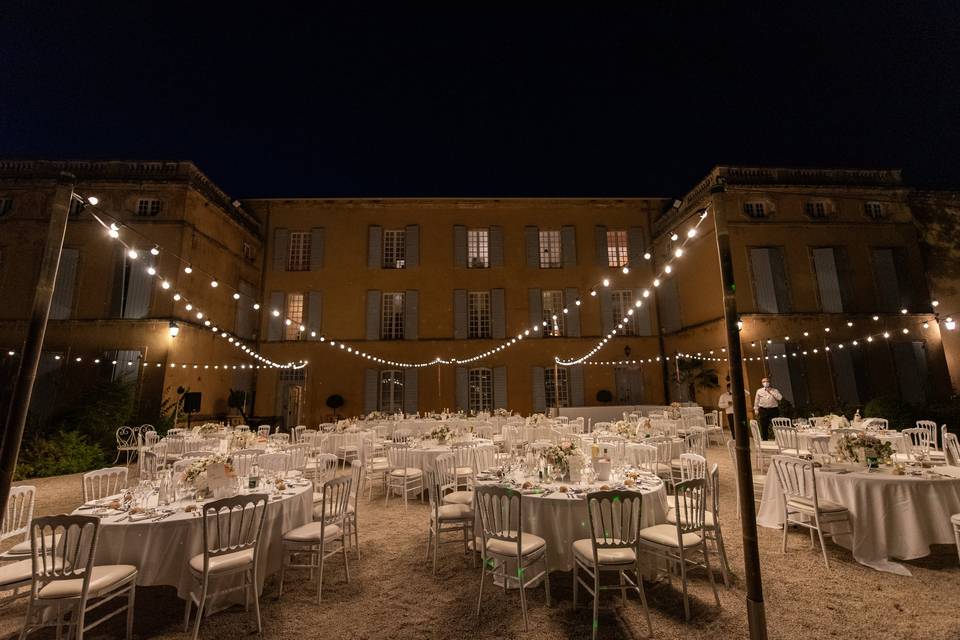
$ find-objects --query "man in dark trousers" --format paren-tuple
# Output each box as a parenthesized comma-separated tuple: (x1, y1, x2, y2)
(753, 376, 783, 440)
(718, 383, 749, 437)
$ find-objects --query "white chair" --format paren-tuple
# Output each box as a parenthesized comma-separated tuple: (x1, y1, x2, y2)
(475, 485, 551, 631)
(292, 425, 308, 444)
(345, 460, 364, 559)
(425, 470, 474, 575)
(435, 453, 474, 506)
(773, 426, 806, 457)
(726, 440, 764, 521)
(916, 420, 939, 449)
(750, 420, 779, 470)
(451, 442, 476, 490)
(630, 443, 658, 474)
(284, 443, 311, 474)
(82, 467, 128, 502)
(807, 435, 832, 456)
(944, 432, 960, 466)
(231, 451, 258, 477)
(184, 494, 267, 639)
(952, 513, 960, 565)
(473, 446, 497, 475)
(139, 450, 162, 481)
(638, 478, 720, 621)
(279, 476, 351, 604)
(1, 485, 36, 562)
(257, 425, 271, 438)
(257, 452, 290, 476)
(385, 444, 423, 510)
(667, 465, 732, 587)
(113, 426, 139, 465)
(359, 442, 388, 500)
(20, 515, 137, 640)
(308, 454, 339, 502)
(771, 417, 792, 429)
(572, 490, 652, 640)
(770, 455, 852, 569)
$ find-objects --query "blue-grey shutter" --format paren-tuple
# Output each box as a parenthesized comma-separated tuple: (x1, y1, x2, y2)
(366, 290, 381, 340)
(364, 369, 378, 413)
(493, 366, 508, 409)
(403, 369, 418, 413)
(310, 228, 325, 271)
(594, 226, 608, 267)
(124, 258, 153, 319)
(599, 289, 613, 335)
(489, 225, 504, 267)
(561, 225, 576, 268)
(491, 288, 506, 339)
(750, 248, 779, 313)
(453, 289, 467, 339)
(659, 278, 681, 333)
(531, 367, 546, 412)
(525, 226, 539, 267)
(769, 248, 791, 312)
(50, 247, 79, 319)
(404, 289, 418, 340)
(633, 288, 652, 336)
(273, 228, 289, 271)
(453, 225, 467, 268)
(456, 367, 468, 411)
(307, 291, 322, 339)
(268, 291, 284, 341)
(765, 342, 795, 405)
(564, 288, 580, 337)
(628, 226, 644, 267)
(813, 248, 843, 312)
(829, 348, 860, 406)
(368, 226, 382, 269)
(569, 365, 585, 406)
(405, 225, 419, 267)
(871, 248, 900, 312)
(892, 341, 926, 404)
(528, 288, 542, 338)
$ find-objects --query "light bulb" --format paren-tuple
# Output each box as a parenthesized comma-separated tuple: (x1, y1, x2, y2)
(196, 312, 203, 319)
(664, 265, 672, 274)
(233, 292, 240, 300)
(210, 280, 218, 288)
(900, 308, 908, 315)
(185, 303, 193, 311)
(946, 318, 957, 331)
(622, 266, 629, 274)
(285, 319, 292, 326)
(674, 248, 683, 258)
(150, 246, 160, 256)
(932, 300, 940, 307)
(602, 278, 610, 287)
(147, 267, 156, 276)
(643, 252, 651, 260)
(127, 249, 138, 260)
(872, 315, 879, 321)
(653, 279, 660, 287)
(161, 280, 170, 290)
(86, 196, 99, 205)
(902, 328, 909, 334)
(590, 290, 597, 297)
(272, 309, 280, 317)
(847, 321, 853, 327)
(634, 300, 642, 307)
(184, 265, 193, 274)
(687, 228, 697, 238)
(670, 233, 679, 241)
(575, 300, 581, 306)
(253, 303, 260, 310)
(173, 293, 181, 301)
(108, 228, 119, 238)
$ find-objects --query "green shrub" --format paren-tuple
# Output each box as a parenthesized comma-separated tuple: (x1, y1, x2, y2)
(14, 430, 106, 480)
(863, 396, 919, 430)
(56, 379, 135, 451)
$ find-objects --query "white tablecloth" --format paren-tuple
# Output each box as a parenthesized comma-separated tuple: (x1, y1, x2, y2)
(757, 464, 960, 575)
(407, 441, 495, 472)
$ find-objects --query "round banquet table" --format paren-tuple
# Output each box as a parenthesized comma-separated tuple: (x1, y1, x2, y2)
(757, 463, 960, 575)
(73, 481, 313, 603)
(406, 440, 496, 472)
(475, 476, 668, 573)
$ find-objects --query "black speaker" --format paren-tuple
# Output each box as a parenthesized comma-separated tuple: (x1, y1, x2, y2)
(183, 392, 202, 413)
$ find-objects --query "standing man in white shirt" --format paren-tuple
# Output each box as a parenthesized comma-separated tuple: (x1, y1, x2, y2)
(753, 377, 783, 440)
(717, 383, 750, 436)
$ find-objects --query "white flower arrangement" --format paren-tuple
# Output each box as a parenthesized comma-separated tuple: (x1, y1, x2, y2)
(824, 413, 850, 430)
(232, 431, 256, 450)
(526, 413, 549, 426)
(429, 424, 452, 444)
(541, 440, 580, 473)
(365, 411, 386, 420)
(494, 408, 512, 417)
(193, 423, 221, 436)
(182, 454, 234, 487)
(614, 420, 635, 438)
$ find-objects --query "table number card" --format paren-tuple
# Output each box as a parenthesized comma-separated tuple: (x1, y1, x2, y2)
(206, 463, 232, 497)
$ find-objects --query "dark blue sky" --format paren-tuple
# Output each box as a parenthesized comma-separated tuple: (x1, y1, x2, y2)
(2, 3, 958, 198)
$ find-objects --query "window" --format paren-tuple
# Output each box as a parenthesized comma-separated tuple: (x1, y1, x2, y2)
(69, 199, 84, 217)
(812, 247, 845, 312)
(611, 290, 638, 336)
(467, 228, 489, 268)
(381, 292, 405, 339)
(285, 293, 304, 340)
(0, 198, 12, 217)
(379, 370, 404, 412)
(538, 230, 562, 268)
(544, 367, 570, 408)
(136, 198, 162, 217)
(383, 229, 406, 269)
(864, 201, 885, 220)
(287, 232, 311, 271)
(606, 229, 629, 267)
(804, 201, 829, 220)
(743, 201, 768, 219)
(468, 291, 491, 338)
(749, 247, 791, 313)
(243, 242, 256, 263)
(468, 368, 493, 413)
(542, 290, 565, 337)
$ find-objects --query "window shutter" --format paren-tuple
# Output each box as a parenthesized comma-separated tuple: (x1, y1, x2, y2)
(628, 226, 644, 267)
(569, 364, 585, 406)
(594, 225, 608, 267)
(491, 289, 506, 339)
(871, 248, 900, 312)
(633, 288, 652, 335)
(310, 228, 325, 270)
(531, 367, 546, 412)
(564, 288, 580, 337)
(892, 341, 926, 404)
(561, 225, 577, 267)
(124, 258, 153, 319)
(493, 366, 508, 409)
(525, 226, 539, 267)
(364, 369, 378, 413)
(307, 291, 322, 339)
(367, 226, 382, 269)
(453, 289, 467, 339)
(813, 248, 843, 312)
(769, 248, 791, 312)
(765, 342, 795, 405)
(659, 278, 682, 333)
(50, 248, 79, 319)
(599, 289, 613, 335)
(273, 228, 289, 271)
(453, 225, 467, 268)
(489, 225, 504, 267)
(829, 348, 860, 406)
(528, 288, 542, 338)
(456, 367, 468, 411)
(268, 291, 284, 341)
(749, 248, 779, 313)
(365, 290, 382, 340)
(110, 245, 126, 318)
(404, 289, 419, 340)
(405, 224, 420, 267)
(403, 369, 418, 413)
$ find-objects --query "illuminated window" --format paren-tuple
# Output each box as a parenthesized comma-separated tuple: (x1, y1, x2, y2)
(606, 229, 629, 267)
(538, 230, 562, 268)
(468, 368, 493, 413)
(542, 290, 565, 337)
(379, 370, 404, 412)
(467, 228, 489, 268)
(545, 367, 569, 408)
(136, 198, 162, 217)
(612, 290, 638, 336)
(383, 230, 406, 269)
(743, 201, 768, 219)
(381, 292, 405, 339)
(468, 291, 491, 338)
(285, 293, 304, 340)
(287, 232, 312, 271)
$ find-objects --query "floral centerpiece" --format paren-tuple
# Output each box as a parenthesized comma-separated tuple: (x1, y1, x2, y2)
(193, 422, 221, 436)
(181, 454, 234, 492)
(494, 408, 512, 417)
(541, 440, 580, 476)
(429, 424, 452, 444)
(835, 434, 895, 465)
(526, 413, 549, 426)
(232, 430, 257, 450)
(824, 413, 850, 430)
(614, 420, 635, 438)
(365, 411, 386, 420)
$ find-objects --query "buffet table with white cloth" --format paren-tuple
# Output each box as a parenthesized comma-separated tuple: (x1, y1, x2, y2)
(757, 463, 960, 575)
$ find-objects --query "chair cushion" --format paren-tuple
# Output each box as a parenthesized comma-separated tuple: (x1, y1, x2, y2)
(441, 490, 473, 506)
(283, 522, 342, 544)
(485, 532, 546, 557)
(0, 559, 32, 587)
(666, 508, 716, 528)
(312, 503, 354, 520)
(189, 549, 254, 575)
(572, 539, 636, 566)
(786, 496, 847, 513)
(638, 524, 702, 548)
(39, 564, 137, 598)
(6, 533, 61, 557)
(436, 504, 473, 520)
(455, 466, 474, 476)
(757, 442, 780, 452)
(390, 468, 423, 478)
(778, 448, 809, 457)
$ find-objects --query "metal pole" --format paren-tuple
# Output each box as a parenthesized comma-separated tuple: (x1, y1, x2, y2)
(710, 184, 768, 639)
(0, 173, 75, 516)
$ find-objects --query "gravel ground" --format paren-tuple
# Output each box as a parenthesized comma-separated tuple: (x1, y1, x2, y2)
(2, 450, 959, 639)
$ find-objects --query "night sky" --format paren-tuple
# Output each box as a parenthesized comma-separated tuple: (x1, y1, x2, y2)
(2, 3, 958, 199)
